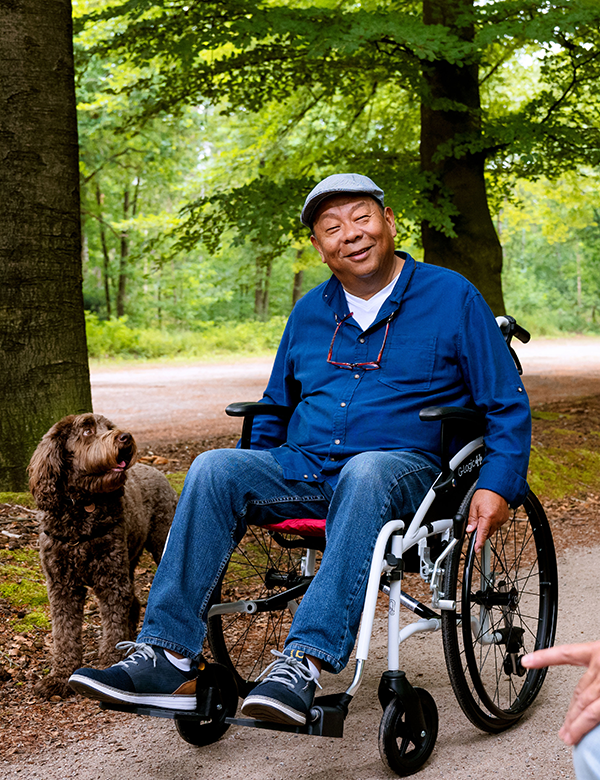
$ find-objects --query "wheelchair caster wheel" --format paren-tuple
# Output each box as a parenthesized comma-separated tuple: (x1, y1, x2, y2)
(378, 687, 438, 776)
(175, 663, 238, 746)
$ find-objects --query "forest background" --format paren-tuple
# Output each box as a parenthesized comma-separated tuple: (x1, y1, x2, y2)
(76, 0, 600, 361)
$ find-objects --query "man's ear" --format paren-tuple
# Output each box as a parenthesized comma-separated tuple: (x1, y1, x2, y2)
(310, 234, 326, 263)
(384, 206, 397, 238)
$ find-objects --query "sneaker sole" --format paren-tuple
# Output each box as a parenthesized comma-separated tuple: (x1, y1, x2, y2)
(241, 694, 307, 726)
(68, 674, 197, 711)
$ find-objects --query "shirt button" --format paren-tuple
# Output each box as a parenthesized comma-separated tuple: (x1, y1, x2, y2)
(330, 457, 336, 461)
(517, 386, 523, 393)
(303, 474, 309, 479)
(334, 439, 341, 445)
(312, 474, 318, 479)
(340, 402, 346, 407)
(359, 338, 365, 344)
(354, 373, 360, 379)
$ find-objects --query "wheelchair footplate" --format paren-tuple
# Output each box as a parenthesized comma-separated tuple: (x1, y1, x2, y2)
(99, 660, 348, 741)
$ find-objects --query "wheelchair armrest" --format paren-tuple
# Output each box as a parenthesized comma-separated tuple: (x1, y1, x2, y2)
(226, 402, 293, 419)
(420, 406, 485, 472)
(225, 402, 293, 449)
(419, 406, 482, 426)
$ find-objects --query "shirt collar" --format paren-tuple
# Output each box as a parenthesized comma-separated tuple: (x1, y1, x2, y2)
(322, 252, 416, 328)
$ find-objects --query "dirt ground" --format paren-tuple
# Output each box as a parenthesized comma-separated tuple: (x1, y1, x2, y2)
(1, 346, 599, 779)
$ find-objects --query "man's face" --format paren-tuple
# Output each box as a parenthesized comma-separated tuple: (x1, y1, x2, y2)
(310, 194, 398, 295)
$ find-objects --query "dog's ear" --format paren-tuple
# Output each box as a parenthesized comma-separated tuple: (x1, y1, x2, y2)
(28, 417, 74, 511)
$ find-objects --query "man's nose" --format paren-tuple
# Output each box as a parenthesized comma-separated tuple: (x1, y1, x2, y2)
(341, 222, 363, 242)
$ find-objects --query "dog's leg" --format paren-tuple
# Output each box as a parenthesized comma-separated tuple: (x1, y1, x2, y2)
(35, 579, 86, 700)
(128, 592, 141, 639)
(95, 579, 138, 666)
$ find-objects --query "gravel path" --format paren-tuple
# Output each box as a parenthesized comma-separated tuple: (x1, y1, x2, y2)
(4, 543, 597, 780)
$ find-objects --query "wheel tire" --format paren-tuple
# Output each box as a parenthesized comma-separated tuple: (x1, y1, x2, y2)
(378, 688, 438, 776)
(442, 489, 558, 733)
(207, 526, 315, 698)
(174, 663, 238, 746)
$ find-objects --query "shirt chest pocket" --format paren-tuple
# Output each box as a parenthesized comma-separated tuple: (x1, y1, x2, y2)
(376, 336, 436, 393)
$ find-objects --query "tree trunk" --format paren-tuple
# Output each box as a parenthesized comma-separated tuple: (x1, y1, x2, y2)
(0, 0, 92, 490)
(95, 181, 112, 318)
(254, 256, 273, 321)
(116, 187, 129, 318)
(292, 269, 304, 308)
(420, 0, 505, 314)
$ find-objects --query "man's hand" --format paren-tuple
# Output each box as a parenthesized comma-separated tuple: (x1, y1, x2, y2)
(465, 488, 510, 553)
(522, 642, 600, 746)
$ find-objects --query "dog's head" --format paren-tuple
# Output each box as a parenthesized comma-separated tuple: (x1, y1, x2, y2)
(28, 414, 138, 511)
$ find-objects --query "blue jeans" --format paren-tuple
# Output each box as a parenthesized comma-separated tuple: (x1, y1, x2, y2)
(138, 448, 438, 673)
(574, 725, 600, 780)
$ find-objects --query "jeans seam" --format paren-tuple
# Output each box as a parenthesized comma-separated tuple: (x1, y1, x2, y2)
(250, 495, 328, 507)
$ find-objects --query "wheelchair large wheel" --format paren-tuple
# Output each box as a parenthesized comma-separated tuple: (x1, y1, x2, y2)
(207, 526, 315, 698)
(441, 489, 558, 733)
(378, 688, 438, 776)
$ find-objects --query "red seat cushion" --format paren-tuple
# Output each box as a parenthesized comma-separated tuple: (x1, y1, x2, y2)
(260, 518, 326, 537)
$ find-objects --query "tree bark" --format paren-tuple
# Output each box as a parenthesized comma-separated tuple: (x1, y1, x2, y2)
(254, 255, 272, 321)
(0, 0, 92, 490)
(292, 269, 304, 308)
(95, 181, 112, 318)
(420, 0, 505, 314)
(116, 187, 129, 318)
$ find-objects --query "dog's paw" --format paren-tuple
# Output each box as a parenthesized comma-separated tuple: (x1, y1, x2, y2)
(34, 675, 75, 700)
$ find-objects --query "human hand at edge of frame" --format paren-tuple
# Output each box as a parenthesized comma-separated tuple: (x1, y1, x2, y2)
(465, 488, 510, 553)
(522, 642, 600, 746)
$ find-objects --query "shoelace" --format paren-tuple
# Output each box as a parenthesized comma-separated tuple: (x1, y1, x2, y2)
(255, 650, 323, 692)
(114, 641, 158, 669)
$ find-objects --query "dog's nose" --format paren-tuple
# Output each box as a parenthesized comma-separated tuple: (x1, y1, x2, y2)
(118, 432, 132, 445)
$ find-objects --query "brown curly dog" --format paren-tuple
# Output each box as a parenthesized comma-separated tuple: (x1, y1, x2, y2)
(28, 413, 177, 699)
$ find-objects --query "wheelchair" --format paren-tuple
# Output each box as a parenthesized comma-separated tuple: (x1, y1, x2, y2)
(102, 315, 558, 777)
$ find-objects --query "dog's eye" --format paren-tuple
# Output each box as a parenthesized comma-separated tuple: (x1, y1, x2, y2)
(82, 429, 94, 437)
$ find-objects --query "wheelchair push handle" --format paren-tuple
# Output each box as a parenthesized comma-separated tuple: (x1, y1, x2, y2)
(496, 315, 530, 376)
(496, 315, 530, 345)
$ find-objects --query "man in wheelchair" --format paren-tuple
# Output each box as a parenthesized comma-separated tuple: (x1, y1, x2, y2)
(69, 173, 531, 729)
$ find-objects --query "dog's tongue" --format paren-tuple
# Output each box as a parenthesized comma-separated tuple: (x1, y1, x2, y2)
(112, 461, 127, 472)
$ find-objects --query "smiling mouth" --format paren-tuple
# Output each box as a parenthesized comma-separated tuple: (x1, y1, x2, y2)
(345, 245, 373, 259)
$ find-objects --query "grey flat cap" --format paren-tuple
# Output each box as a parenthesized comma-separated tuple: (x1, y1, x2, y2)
(300, 173, 385, 228)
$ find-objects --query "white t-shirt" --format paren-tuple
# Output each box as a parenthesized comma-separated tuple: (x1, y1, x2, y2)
(343, 274, 400, 331)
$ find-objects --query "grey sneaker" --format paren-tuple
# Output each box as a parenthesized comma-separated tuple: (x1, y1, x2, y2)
(240, 650, 322, 726)
(68, 642, 198, 711)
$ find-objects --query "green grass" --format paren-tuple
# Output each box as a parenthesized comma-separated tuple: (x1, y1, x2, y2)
(0, 549, 50, 631)
(86, 312, 285, 361)
(528, 446, 600, 500)
(531, 410, 563, 421)
(0, 492, 35, 508)
(166, 472, 186, 496)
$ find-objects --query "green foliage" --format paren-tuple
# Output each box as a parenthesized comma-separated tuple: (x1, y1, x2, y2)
(85, 310, 286, 359)
(74, 0, 600, 331)
(501, 175, 600, 333)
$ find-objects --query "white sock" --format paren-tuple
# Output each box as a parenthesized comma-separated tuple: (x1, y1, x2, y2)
(306, 657, 321, 680)
(165, 650, 192, 672)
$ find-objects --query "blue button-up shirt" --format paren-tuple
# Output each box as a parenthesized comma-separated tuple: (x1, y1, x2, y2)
(249, 253, 531, 506)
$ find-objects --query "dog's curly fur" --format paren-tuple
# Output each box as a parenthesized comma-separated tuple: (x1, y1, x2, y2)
(28, 413, 177, 699)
